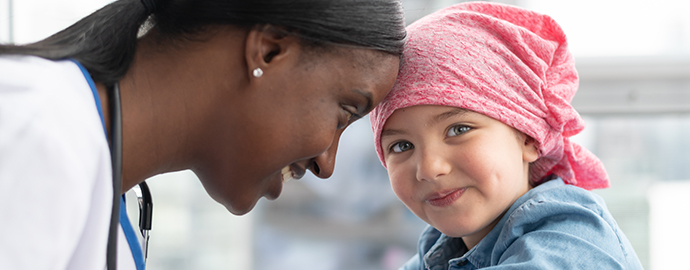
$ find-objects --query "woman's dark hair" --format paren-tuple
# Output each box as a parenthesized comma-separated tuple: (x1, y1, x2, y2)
(0, 0, 406, 86)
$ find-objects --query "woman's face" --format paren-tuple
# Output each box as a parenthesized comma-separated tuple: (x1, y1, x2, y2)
(198, 47, 399, 215)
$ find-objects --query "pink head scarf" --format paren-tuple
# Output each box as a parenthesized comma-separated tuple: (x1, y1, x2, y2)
(370, 2, 609, 190)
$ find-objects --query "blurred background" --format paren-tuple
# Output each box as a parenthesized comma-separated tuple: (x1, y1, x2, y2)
(2, 0, 689, 269)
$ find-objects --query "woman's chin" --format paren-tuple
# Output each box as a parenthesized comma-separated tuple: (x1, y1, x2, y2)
(222, 198, 259, 216)
(220, 181, 283, 216)
(196, 167, 285, 215)
(265, 174, 284, 200)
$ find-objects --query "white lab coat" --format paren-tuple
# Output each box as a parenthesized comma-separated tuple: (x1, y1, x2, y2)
(0, 55, 138, 270)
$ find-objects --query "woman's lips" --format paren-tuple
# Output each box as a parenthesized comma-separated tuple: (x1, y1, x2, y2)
(424, 188, 466, 207)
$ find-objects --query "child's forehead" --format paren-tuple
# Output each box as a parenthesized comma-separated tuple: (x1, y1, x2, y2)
(383, 104, 517, 131)
(395, 104, 465, 112)
(383, 105, 524, 139)
(384, 105, 473, 130)
(388, 105, 476, 122)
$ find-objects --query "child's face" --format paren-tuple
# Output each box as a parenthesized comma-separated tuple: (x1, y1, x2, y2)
(380, 105, 538, 247)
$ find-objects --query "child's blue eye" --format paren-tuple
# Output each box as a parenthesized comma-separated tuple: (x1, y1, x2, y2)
(390, 141, 414, 153)
(447, 125, 471, 137)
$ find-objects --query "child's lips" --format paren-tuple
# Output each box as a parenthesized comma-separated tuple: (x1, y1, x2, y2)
(424, 187, 466, 207)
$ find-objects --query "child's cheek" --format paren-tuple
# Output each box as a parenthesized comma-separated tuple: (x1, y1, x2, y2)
(389, 171, 414, 201)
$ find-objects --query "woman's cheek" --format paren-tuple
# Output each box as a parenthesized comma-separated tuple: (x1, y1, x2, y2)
(305, 113, 340, 155)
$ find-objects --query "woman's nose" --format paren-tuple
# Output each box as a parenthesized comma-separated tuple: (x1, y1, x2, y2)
(308, 129, 344, 179)
(416, 146, 452, 182)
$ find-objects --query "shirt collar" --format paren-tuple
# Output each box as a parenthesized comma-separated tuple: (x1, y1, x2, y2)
(422, 178, 566, 268)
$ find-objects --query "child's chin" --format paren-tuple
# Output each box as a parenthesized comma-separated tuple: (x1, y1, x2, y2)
(434, 224, 473, 238)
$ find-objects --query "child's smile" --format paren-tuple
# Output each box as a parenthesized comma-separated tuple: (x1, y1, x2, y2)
(380, 105, 539, 249)
(423, 187, 467, 207)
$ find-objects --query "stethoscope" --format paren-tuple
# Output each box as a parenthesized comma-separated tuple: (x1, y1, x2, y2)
(106, 82, 153, 270)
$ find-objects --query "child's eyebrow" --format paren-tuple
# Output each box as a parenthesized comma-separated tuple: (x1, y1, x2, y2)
(431, 108, 470, 125)
(380, 129, 406, 139)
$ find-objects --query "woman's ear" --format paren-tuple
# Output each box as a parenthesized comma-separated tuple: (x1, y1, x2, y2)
(244, 25, 297, 78)
(521, 134, 540, 163)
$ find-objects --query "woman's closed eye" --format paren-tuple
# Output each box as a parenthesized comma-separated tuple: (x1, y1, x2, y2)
(337, 105, 359, 129)
(389, 140, 414, 153)
(447, 124, 472, 137)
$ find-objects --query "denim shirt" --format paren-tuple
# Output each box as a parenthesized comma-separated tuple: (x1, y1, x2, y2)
(401, 179, 643, 270)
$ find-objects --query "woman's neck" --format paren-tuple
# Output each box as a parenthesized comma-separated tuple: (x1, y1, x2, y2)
(96, 27, 249, 193)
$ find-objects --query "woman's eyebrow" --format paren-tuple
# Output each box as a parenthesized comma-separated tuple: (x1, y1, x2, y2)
(431, 108, 469, 125)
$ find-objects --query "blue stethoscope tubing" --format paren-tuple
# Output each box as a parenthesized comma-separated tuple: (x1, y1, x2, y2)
(105, 82, 153, 270)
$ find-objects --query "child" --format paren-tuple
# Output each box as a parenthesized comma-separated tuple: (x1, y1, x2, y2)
(370, 2, 643, 269)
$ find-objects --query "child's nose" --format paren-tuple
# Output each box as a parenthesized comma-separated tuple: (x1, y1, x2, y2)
(415, 146, 452, 182)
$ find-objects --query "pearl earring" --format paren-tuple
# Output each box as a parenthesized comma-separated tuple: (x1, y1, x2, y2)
(252, 68, 263, 78)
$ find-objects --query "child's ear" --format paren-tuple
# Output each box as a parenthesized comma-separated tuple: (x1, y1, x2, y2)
(521, 134, 539, 163)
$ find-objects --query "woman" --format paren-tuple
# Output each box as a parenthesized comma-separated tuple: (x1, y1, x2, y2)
(0, 0, 406, 269)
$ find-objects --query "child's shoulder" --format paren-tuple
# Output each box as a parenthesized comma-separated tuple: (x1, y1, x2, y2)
(515, 178, 609, 217)
(500, 177, 619, 244)
(480, 178, 642, 269)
